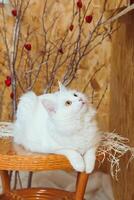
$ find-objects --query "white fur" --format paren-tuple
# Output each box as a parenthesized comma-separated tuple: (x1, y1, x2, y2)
(14, 83, 101, 173)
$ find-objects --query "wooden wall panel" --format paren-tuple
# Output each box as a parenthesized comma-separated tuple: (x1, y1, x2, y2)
(96, 0, 128, 10)
(110, 10, 134, 200)
(106, 0, 128, 10)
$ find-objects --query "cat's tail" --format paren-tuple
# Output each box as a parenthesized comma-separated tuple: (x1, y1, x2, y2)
(15, 91, 38, 121)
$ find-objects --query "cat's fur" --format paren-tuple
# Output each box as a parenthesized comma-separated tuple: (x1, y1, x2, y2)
(14, 82, 101, 173)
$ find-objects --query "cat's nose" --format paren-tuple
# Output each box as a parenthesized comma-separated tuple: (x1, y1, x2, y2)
(79, 98, 86, 104)
(79, 98, 85, 104)
(79, 98, 83, 102)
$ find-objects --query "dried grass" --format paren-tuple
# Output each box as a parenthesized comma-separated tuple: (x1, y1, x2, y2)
(97, 132, 134, 179)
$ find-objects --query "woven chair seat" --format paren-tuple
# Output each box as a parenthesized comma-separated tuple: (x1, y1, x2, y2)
(0, 188, 75, 200)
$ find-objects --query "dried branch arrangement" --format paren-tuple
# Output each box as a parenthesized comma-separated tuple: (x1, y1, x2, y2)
(0, 0, 127, 120)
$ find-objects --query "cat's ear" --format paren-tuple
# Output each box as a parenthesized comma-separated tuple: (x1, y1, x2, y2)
(41, 99, 56, 114)
(58, 81, 67, 92)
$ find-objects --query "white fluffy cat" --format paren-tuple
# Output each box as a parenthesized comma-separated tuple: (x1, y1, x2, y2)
(14, 82, 101, 173)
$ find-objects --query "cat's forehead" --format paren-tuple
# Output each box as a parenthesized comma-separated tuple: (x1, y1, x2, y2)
(70, 89, 86, 96)
(58, 89, 86, 99)
(69, 89, 82, 95)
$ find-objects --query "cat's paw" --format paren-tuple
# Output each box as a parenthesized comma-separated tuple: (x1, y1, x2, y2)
(55, 149, 85, 172)
(85, 161, 95, 173)
(67, 153, 85, 172)
(84, 148, 96, 174)
(72, 159, 85, 172)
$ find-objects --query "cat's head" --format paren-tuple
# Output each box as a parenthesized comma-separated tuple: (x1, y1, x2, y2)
(41, 82, 90, 119)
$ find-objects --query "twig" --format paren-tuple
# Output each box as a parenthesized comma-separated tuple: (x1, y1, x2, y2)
(96, 83, 108, 109)
(102, 4, 134, 25)
(82, 64, 105, 93)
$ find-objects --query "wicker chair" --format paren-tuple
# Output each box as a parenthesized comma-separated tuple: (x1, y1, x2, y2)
(0, 137, 90, 200)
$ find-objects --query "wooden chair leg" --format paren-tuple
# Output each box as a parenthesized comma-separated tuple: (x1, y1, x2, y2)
(0, 170, 10, 193)
(75, 172, 89, 200)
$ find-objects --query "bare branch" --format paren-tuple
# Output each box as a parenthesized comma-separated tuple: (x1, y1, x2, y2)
(96, 82, 108, 109)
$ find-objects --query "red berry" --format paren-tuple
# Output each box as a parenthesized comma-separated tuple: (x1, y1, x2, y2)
(77, 0, 82, 9)
(6, 76, 11, 80)
(11, 9, 17, 17)
(5, 76, 11, 87)
(130, 0, 134, 4)
(0, 3, 4, 8)
(58, 48, 64, 54)
(24, 43, 32, 51)
(40, 50, 46, 55)
(85, 15, 93, 23)
(10, 92, 14, 99)
(69, 24, 74, 31)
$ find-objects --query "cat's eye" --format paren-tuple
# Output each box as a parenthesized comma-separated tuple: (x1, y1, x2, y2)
(74, 93, 78, 97)
(65, 100, 72, 106)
